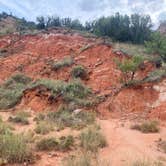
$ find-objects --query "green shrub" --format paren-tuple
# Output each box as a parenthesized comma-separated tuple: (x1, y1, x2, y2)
(144, 68, 166, 83)
(59, 135, 74, 151)
(35, 121, 54, 135)
(71, 65, 88, 80)
(80, 127, 107, 152)
(131, 121, 159, 133)
(51, 56, 74, 71)
(0, 121, 13, 135)
(0, 134, 33, 164)
(145, 32, 166, 63)
(47, 109, 95, 130)
(0, 74, 32, 110)
(115, 55, 144, 85)
(36, 137, 59, 151)
(8, 111, 31, 125)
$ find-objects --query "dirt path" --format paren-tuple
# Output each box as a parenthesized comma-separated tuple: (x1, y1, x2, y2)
(98, 119, 166, 166)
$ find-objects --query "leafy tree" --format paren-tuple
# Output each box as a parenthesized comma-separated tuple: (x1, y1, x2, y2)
(36, 16, 46, 29)
(145, 32, 166, 62)
(116, 55, 144, 84)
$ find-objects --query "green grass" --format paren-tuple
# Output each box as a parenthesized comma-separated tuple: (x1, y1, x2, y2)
(80, 127, 107, 152)
(51, 56, 74, 71)
(71, 65, 88, 80)
(35, 121, 54, 135)
(8, 111, 30, 125)
(0, 121, 13, 135)
(36, 137, 59, 151)
(131, 121, 159, 133)
(113, 42, 149, 57)
(0, 74, 32, 110)
(46, 108, 95, 130)
(36, 135, 74, 151)
(143, 68, 166, 83)
(0, 133, 33, 164)
(0, 74, 96, 110)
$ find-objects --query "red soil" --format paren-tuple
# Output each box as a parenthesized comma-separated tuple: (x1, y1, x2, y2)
(0, 29, 165, 119)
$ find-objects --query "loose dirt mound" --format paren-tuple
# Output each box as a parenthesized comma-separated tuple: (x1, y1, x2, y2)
(0, 29, 165, 119)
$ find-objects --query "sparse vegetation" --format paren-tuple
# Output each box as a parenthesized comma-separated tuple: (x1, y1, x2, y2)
(143, 68, 166, 83)
(0, 74, 32, 109)
(0, 133, 33, 164)
(59, 135, 74, 151)
(115, 55, 144, 85)
(36, 137, 59, 151)
(131, 121, 159, 133)
(35, 121, 54, 135)
(51, 56, 74, 71)
(8, 111, 30, 125)
(0, 121, 13, 135)
(71, 65, 88, 80)
(80, 127, 107, 152)
(145, 32, 166, 63)
(47, 107, 95, 130)
(36, 135, 74, 151)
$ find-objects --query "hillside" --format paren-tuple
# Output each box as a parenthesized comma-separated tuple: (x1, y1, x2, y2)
(0, 15, 18, 34)
(0, 29, 166, 166)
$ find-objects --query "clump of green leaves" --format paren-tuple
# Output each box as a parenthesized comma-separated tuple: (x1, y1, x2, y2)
(36, 135, 74, 151)
(145, 32, 166, 63)
(131, 121, 159, 133)
(115, 55, 144, 85)
(35, 121, 54, 135)
(8, 111, 30, 125)
(80, 127, 107, 152)
(0, 134, 34, 164)
(0, 74, 32, 110)
(47, 108, 95, 130)
(51, 56, 74, 71)
(144, 68, 166, 83)
(71, 65, 88, 80)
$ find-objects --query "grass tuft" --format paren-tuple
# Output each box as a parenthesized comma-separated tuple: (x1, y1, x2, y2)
(131, 121, 159, 133)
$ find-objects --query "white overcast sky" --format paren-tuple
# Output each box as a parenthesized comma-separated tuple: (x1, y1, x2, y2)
(0, 0, 166, 27)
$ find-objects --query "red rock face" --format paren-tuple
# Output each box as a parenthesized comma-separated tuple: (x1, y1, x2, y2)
(0, 29, 165, 119)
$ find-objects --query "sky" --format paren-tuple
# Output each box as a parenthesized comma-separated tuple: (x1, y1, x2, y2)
(0, 0, 166, 27)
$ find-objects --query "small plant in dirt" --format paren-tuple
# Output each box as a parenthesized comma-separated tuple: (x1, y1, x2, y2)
(47, 107, 95, 130)
(8, 111, 30, 125)
(51, 56, 74, 71)
(35, 121, 54, 135)
(115, 55, 144, 85)
(131, 121, 159, 133)
(36, 135, 74, 151)
(71, 65, 88, 80)
(0, 74, 32, 110)
(31, 79, 94, 107)
(36, 137, 59, 151)
(0, 133, 34, 164)
(0, 121, 14, 135)
(143, 68, 166, 83)
(59, 135, 74, 151)
(80, 126, 107, 152)
(34, 113, 46, 122)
